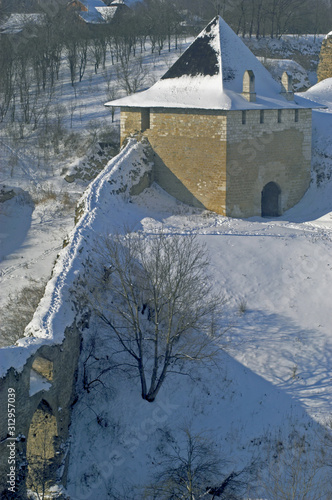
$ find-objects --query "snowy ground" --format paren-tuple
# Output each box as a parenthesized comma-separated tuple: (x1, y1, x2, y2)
(65, 76, 332, 498)
(245, 34, 324, 86)
(66, 165, 332, 498)
(0, 37, 192, 318)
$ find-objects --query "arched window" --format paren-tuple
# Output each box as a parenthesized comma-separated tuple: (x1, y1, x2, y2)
(261, 182, 281, 217)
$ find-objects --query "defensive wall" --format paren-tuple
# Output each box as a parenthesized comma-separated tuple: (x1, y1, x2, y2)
(0, 325, 81, 498)
(0, 138, 153, 499)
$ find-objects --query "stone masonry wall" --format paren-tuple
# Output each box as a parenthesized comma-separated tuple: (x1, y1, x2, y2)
(120, 106, 312, 218)
(226, 109, 312, 217)
(317, 35, 332, 82)
(120, 108, 143, 146)
(145, 108, 228, 214)
(0, 325, 81, 498)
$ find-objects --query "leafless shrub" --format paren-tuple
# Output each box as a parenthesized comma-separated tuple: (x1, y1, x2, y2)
(144, 426, 254, 499)
(31, 186, 57, 204)
(238, 298, 247, 315)
(86, 119, 118, 148)
(262, 433, 332, 500)
(61, 192, 76, 210)
(116, 56, 147, 95)
(144, 427, 222, 499)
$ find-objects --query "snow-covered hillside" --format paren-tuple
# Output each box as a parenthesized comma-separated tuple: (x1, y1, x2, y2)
(245, 34, 324, 86)
(0, 37, 192, 341)
(66, 183, 332, 497)
(258, 58, 310, 91)
(1, 34, 332, 498)
(66, 80, 332, 498)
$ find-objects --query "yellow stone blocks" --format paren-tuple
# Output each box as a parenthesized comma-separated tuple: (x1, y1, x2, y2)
(120, 106, 312, 218)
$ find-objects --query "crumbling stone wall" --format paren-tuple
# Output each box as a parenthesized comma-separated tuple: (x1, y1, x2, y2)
(317, 34, 332, 82)
(0, 325, 81, 498)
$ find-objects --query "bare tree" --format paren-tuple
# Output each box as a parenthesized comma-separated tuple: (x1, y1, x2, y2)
(76, 231, 224, 402)
(91, 36, 107, 74)
(77, 32, 90, 82)
(263, 433, 332, 499)
(144, 427, 222, 499)
(104, 69, 118, 122)
(254, 0, 265, 38)
(0, 37, 15, 122)
(116, 55, 147, 95)
(144, 426, 254, 499)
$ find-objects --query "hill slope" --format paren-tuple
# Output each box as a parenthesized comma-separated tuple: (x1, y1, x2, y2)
(65, 80, 332, 498)
(0, 38, 332, 499)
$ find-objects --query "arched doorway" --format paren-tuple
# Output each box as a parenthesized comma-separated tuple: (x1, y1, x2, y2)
(26, 400, 58, 498)
(261, 182, 281, 217)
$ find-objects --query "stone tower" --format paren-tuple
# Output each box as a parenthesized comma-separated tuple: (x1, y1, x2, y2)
(106, 16, 323, 218)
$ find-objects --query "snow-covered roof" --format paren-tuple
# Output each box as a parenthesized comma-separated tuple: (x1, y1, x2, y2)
(79, 0, 107, 8)
(78, 0, 122, 23)
(76, 0, 110, 23)
(109, 0, 127, 5)
(106, 16, 323, 111)
(96, 6, 118, 21)
(79, 9, 104, 23)
(0, 13, 46, 34)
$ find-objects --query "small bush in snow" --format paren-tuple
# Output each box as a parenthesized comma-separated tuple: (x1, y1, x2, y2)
(238, 298, 248, 315)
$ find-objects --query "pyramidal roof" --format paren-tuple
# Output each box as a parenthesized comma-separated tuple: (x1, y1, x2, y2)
(106, 16, 322, 110)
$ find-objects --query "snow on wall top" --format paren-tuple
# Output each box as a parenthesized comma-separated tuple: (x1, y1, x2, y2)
(110, 0, 129, 5)
(0, 140, 152, 378)
(117, 0, 141, 4)
(106, 16, 323, 111)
